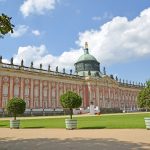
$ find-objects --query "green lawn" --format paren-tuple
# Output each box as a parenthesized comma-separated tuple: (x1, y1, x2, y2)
(0, 113, 150, 129)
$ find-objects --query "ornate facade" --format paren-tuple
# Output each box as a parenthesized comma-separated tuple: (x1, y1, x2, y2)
(0, 43, 144, 114)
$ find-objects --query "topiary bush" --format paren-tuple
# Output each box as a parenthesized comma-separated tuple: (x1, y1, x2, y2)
(7, 97, 26, 120)
(60, 91, 82, 119)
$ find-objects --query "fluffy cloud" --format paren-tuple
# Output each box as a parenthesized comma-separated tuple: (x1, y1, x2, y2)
(6, 7, 150, 73)
(32, 30, 40, 36)
(20, 0, 56, 17)
(13, 45, 82, 72)
(10, 25, 29, 38)
(78, 7, 150, 65)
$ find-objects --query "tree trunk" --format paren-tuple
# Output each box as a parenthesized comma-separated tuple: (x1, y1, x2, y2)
(14, 113, 16, 120)
(70, 108, 73, 119)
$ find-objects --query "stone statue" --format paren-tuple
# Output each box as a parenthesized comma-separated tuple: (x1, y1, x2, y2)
(40, 64, 42, 69)
(103, 67, 106, 75)
(63, 68, 65, 74)
(30, 61, 33, 68)
(115, 76, 118, 81)
(21, 59, 24, 67)
(10, 57, 13, 65)
(70, 69, 72, 75)
(48, 65, 50, 72)
(110, 74, 114, 79)
(0, 56, 2, 63)
(123, 79, 124, 84)
(56, 66, 58, 72)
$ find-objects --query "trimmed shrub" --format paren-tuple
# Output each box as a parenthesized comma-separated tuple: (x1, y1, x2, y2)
(7, 97, 26, 120)
(60, 91, 82, 119)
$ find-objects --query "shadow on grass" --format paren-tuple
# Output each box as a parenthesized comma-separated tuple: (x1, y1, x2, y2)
(79, 126, 106, 129)
(0, 137, 150, 150)
(0, 124, 6, 127)
(22, 126, 45, 129)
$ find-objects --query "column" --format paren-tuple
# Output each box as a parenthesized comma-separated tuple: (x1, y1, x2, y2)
(40, 80, 43, 108)
(56, 82, 58, 108)
(0, 76, 2, 107)
(30, 79, 33, 108)
(96, 85, 100, 108)
(20, 77, 24, 99)
(9, 76, 13, 99)
(48, 81, 51, 108)
(84, 85, 89, 108)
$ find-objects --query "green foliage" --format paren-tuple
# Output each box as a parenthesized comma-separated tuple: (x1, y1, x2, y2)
(7, 97, 26, 120)
(0, 13, 14, 38)
(137, 80, 150, 110)
(60, 91, 82, 119)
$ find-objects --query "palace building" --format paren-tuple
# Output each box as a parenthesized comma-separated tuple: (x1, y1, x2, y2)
(0, 42, 144, 115)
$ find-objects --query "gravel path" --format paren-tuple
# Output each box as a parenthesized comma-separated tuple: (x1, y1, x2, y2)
(0, 128, 150, 150)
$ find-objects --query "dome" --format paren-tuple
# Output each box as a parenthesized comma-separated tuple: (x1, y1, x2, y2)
(74, 42, 102, 77)
(77, 53, 97, 62)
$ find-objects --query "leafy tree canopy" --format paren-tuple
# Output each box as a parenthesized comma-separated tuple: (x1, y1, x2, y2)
(137, 80, 150, 110)
(0, 13, 14, 38)
(7, 97, 26, 120)
(60, 91, 82, 119)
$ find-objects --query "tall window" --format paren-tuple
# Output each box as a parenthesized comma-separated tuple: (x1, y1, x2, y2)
(14, 85, 19, 97)
(52, 88, 55, 98)
(2, 97, 8, 108)
(25, 86, 29, 96)
(2, 84, 8, 95)
(34, 86, 39, 97)
(43, 88, 48, 97)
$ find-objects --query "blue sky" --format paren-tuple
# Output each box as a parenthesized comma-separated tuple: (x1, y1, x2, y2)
(0, 0, 150, 83)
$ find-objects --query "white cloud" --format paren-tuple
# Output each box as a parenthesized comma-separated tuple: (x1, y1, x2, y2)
(32, 30, 40, 36)
(10, 25, 29, 38)
(5, 7, 150, 73)
(79, 7, 150, 65)
(13, 45, 82, 72)
(20, 0, 56, 17)
(2, 59, 9, 64)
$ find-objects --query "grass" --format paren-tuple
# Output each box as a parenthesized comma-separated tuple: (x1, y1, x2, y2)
(0, 113, 150, 129)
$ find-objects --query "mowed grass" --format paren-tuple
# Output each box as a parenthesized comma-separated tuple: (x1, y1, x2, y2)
(0, 113, 150, 129)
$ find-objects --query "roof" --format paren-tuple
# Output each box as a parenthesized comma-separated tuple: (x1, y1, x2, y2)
(77, 53, 97, 63)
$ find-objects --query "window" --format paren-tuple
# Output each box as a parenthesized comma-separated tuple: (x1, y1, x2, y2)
(43, 88, 48, 97)
(34, 86, 39, 97)
(25, 86, 29, 96)
(2, 84, 8, 95)
(14, 85, 19, 97)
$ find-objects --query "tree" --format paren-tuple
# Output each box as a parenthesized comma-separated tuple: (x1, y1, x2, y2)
(7, 97, 26, 120)
(137, 80, 150, 111)
(60, 91, 82, 119)
(0, 13, 14, 38)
